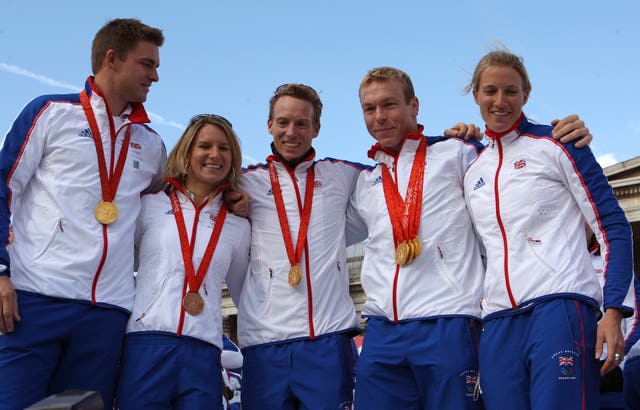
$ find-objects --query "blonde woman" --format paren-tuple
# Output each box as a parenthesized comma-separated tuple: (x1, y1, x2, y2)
(116, 114, 250, 410)
(463, 49, 633, 410)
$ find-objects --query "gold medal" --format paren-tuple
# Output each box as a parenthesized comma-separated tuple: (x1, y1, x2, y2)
(183, 291, 205, 315)
(406, 239, 416, 265)
(412, 237, 422, 260)
(395, 241, 410, 265)
(288, 264, 302, 287)
(95, 201, 118, 225)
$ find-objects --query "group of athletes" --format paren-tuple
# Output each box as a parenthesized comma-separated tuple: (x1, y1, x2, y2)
(0, 17, 637, 410)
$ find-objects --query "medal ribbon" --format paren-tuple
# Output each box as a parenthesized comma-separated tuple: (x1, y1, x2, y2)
(79, 90, 131, 206)
(169, 188, 228, 294)
(269, 161, 315, 269)
(381, 137, 426, 247)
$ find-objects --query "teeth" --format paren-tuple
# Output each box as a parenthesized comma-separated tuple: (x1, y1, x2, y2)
(284, 142, 298, 147)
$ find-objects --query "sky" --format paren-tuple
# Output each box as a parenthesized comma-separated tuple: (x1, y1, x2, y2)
(1, 0, 639, 168)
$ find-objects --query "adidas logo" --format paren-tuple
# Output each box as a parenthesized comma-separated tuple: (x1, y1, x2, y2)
(79, 128, 93, 138)
(473, 177, 485, 191)
(372, 175, 382, 186)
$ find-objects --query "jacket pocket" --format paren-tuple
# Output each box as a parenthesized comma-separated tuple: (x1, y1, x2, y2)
(30, 217, 63, 260)
(433, 243, 462, 293)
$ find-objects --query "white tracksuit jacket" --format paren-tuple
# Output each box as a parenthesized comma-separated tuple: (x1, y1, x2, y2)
(126, 187, 250, 350)
(463, 114, 633, 318)
(236, 152, 367, 348)
(350, 130, 485, 322)
(0, 77, 165, 311)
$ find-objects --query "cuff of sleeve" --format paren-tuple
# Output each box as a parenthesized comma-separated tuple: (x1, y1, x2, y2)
(604, 304, 634, 319)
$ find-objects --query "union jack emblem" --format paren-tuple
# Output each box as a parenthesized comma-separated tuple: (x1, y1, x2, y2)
(559, 356, 574, 366)
(466, 375, 477, 384)
(130, 142, 142, 150)
(514, 159, 527, 169)
(314, 180, 322, 188)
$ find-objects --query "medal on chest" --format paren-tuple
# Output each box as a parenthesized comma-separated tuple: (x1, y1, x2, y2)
(382, 137, 426, 266)
(269, 162, 315, 287)
(80, 90, 131, 225)
(169, 184, 228, 316)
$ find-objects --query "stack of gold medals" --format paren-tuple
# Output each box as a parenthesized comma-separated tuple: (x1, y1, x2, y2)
(383, 137, 427, 267)
(395, 236, 422, 266)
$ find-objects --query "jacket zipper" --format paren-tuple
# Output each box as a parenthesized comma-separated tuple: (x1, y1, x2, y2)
(494, 138, 517, 309)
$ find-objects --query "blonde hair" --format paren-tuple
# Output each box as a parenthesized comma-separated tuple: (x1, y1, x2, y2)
(163, 114, 242, 187)
(464, 47, 532, 95)
(359, 66, 415, 103)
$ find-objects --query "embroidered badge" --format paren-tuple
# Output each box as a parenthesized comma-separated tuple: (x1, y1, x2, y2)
(552, 350, 579, 380)
(460, 369, 479, 397)
(514, 159, 527, 169)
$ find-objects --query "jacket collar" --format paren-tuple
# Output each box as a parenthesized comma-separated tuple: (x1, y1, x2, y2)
(484, 112, 526, 141)
(164, 177, 229, 206)
(267, 144, 316, 173)
(85, 76, 151, 124)
(367, 124, 425, 164)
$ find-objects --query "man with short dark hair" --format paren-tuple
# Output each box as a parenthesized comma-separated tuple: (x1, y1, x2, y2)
(0, 18, 166, 409)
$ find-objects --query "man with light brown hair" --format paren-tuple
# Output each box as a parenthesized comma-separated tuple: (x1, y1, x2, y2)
(0, 18, 165, 409)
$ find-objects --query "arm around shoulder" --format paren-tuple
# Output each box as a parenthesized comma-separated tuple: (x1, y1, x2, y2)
(551, 114, 592, 147)
(224, 219, 251, 306)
